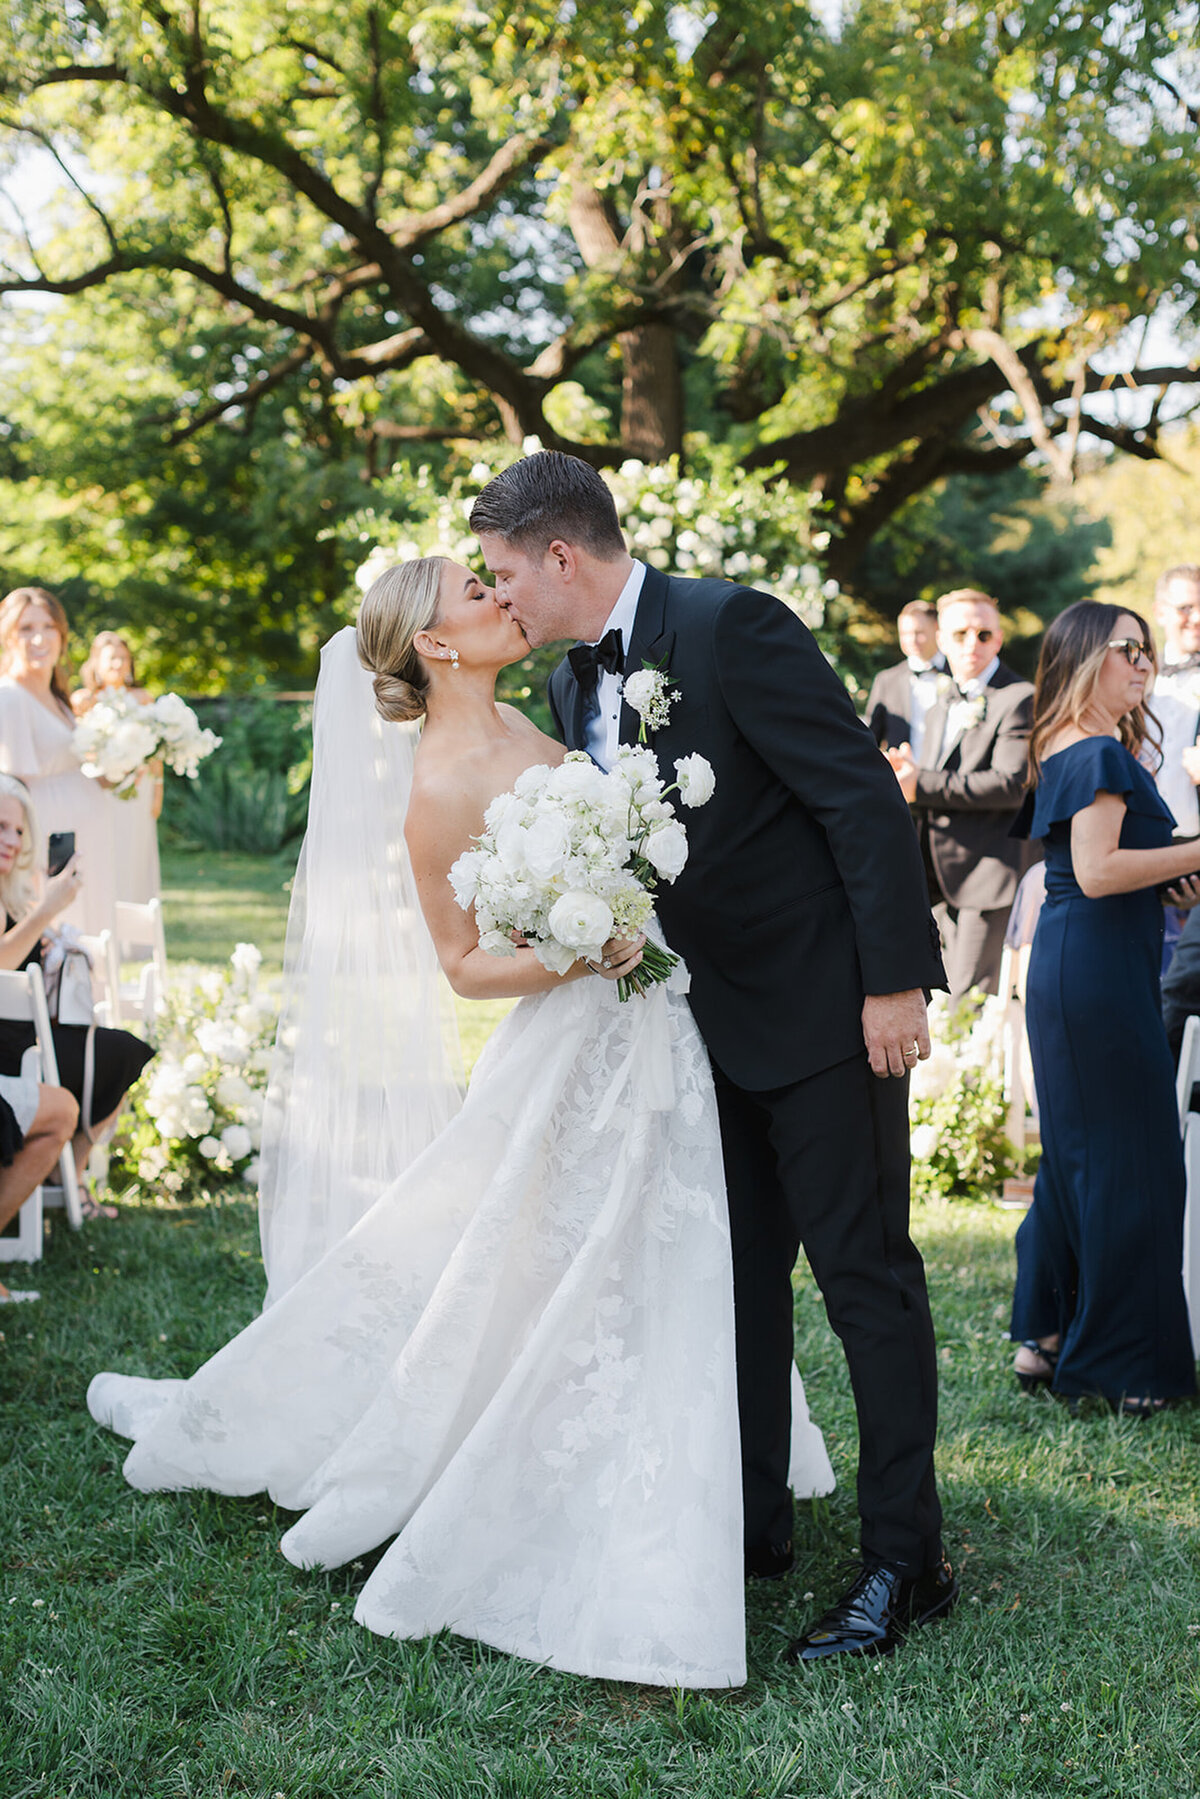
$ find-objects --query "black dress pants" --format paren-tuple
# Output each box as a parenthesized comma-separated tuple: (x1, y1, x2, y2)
(713, 1051, 943, 1572)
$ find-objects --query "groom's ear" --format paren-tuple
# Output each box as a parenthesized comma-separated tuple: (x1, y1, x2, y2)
(545, 538, 579, 584)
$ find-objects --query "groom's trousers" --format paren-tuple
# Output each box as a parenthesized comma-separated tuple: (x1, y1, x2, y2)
(713, 1050, 943, 1573)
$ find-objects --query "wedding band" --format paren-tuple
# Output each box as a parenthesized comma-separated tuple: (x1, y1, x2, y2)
(903, 1045, 919, 1061)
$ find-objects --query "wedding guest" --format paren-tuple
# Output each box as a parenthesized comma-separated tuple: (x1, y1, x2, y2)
(1009, 601, 1198, 1414)
(72, 631, 162, 906)
(864, 601, 946, 757)
(1146, 564, 1200, 969)
(0, 587, 117, 936)
(0, 1079, 79, 1303)
(887, 589, 1034, 998)
(0, 776, 152, 1217)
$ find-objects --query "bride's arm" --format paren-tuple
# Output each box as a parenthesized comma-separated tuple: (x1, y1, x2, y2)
(406, 784, 593, 1000)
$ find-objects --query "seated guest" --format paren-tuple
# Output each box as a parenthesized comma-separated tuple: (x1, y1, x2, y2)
(0, 775, 153, 1219)
(887, 589, 1035, 998)
(1009, 601, 1197, 1413)
(1162, 897, 1200, 1063)
(72, 630, 162, 907)
(864, 600, 946, 757)
(0, 1081, 79, 1303)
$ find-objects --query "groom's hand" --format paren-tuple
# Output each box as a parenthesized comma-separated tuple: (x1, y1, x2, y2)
(862, 990, 930, 1079)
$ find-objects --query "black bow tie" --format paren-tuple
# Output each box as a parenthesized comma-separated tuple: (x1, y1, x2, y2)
(568, 627, 625, 695)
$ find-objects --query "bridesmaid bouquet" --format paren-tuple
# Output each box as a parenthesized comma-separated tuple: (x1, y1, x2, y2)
(73, 692, 222, 797)
(449, 746, 715, 999)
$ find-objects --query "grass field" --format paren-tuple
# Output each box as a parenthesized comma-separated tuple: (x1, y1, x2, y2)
(2, 849, 1197, 1795)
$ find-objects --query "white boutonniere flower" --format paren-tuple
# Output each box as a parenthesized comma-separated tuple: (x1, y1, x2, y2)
(622, 663, 679, 741)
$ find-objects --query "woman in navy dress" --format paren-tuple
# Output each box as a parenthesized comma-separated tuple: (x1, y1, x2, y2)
(1011, 601, 1198, 1412)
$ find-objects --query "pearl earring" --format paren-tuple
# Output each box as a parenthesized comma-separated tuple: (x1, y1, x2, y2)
(448, 648, 460, 669)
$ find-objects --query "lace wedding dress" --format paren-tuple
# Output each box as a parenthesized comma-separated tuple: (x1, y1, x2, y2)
(89, 969, 833, 1688)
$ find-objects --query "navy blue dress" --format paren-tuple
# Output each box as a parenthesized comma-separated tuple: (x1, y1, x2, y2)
(1010, 736, 1197, 1401)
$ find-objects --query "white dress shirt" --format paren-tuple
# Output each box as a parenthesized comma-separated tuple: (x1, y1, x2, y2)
(906, 654, 946, 760)
(583, 560, 647, 771)
(939, 655, 999, 761)
(1149, 662, 1200, 836)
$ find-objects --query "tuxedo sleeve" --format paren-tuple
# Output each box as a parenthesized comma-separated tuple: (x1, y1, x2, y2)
(713, 590, 945, 996)
(912, 689, 1033, 812)
(863, 673, 887, 745)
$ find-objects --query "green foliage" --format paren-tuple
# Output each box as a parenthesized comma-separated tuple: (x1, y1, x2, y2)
(161, 697, 312, 853)
(909, 994, 1022, 1204)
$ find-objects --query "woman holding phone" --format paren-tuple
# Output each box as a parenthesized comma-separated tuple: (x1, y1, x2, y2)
(0, 586, 117, 936)
(0, 776, 152, 1217)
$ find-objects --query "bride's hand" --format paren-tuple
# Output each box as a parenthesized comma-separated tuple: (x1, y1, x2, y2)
(585, 933, 646, 980)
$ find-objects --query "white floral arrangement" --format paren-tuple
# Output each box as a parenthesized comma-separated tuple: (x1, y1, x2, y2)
(449, 746, 716, 998)
(73, 691, 222, 797)
(908, 991, 1022, 1203)
(622, 665, 678, 740)
(113, 943, 279, 1196)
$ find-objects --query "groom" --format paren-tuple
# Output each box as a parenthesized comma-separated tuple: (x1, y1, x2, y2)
(471, 453, 954, 1662)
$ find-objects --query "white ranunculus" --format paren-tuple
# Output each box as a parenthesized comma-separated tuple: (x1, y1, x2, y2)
(478, 929, 519, 958)
(642, 823, 689, 881)
(522, 813, 573, 881)
(534, 936, 578, 976)
(548, 890, 614, 953)
(197, 1136, 221, 1160)
(547, 755, 608, 804)
(909, 1123, 939, 1161)
(674, 753, 715, 808)
(220, 1123, 254, 1161)
(513, 762, 552, 800)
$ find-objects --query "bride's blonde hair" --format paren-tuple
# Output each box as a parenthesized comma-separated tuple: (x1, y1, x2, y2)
(356, 558, 446, 723)
(0, 775, 41, 921)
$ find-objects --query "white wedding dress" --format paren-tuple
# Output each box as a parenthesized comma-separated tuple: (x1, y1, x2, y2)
(89, 969, 833, 1687)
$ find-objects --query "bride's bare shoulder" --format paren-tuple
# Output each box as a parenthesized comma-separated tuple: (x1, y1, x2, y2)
(496, 703, 566, 763)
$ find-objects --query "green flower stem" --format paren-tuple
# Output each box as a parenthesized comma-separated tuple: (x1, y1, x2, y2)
(617, 938, 678, 1002)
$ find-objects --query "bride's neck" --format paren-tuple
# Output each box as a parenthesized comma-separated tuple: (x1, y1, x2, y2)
(421, 662, 507, 743)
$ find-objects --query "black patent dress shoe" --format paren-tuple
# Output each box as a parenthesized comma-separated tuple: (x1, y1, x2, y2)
(784, 1553, 958, 1662)
(745, 1538, 795, 1580)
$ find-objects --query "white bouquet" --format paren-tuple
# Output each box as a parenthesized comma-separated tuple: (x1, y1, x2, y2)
(73, 691, 221, 796)
(449, 746, 715, 999)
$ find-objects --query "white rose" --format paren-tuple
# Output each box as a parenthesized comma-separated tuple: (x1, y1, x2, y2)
(674, 753, 715, 808)
(220, 1123, 254, 1161)
(522, 813, 573, 881)
(197, 1136, 221, 1160)
(478, 929, 519, 958)
(547, 757, 608, 804)
(547, 890, 614, 953)
(909, 1123, 939, 1161)
(642, 823, 689, 881)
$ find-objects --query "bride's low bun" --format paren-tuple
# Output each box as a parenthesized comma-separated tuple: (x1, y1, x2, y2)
(356, 556, 447, 724)
(372, 671, 426, 724)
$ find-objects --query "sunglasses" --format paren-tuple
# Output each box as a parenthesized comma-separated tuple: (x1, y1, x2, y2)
(1107, 638, 1153, 667)
(948, 627, 995, 644)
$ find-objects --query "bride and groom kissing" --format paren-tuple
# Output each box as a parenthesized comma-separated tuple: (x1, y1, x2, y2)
(89, 451, 955, 1685)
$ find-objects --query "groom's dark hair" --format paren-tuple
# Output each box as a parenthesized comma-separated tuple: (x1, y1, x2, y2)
(469, 452, 627, 560)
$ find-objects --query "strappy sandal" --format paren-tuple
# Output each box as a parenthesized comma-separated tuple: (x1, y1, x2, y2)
(1114, 1396, 1170, 1419)
(1014, 1338, 1059, 1394)
(80, 1193, 118, 1222)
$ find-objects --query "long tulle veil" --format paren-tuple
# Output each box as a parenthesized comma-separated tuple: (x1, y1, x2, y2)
(257, 627, 464, 1306)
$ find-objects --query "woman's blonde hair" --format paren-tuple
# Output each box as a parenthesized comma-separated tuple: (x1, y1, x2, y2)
(1028, 600, 1160, 783)
(0, 586, 74, 709)
(0, 774, 41, 921)
(355, 558, 446, 723)
(79, 630, 137, 694)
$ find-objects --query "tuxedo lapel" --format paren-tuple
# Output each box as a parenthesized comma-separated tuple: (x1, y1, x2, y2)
(921, 695, 949, 769)
(619, 565, 675, 746)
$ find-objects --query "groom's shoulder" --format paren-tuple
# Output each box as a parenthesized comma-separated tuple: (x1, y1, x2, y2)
(661, 570, 785, 621)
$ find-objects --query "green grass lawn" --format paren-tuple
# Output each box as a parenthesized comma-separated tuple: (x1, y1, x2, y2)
(5, 851, 1194, 1794)
(2, 1197, 1198, 1797)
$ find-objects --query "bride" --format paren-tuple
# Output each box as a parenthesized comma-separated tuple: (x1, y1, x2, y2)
(89, 557, 833, 1688)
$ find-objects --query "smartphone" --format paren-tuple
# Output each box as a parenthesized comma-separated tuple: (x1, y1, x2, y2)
(47, 831, 75, 877)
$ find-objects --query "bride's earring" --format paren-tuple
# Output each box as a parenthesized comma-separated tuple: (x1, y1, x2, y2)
(448, 648, 460, 669)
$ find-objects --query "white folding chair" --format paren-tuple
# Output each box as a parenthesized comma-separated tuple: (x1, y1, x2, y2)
(0, 964, 83, 1262)
(79, 929, 120, 1029)
(112, 898, 169, 1035)
(1175, 1014, 1200, 1355)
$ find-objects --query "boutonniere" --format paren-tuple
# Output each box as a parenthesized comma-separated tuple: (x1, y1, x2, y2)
(621, 662, 679, 742)
(961, 693, 988, 730)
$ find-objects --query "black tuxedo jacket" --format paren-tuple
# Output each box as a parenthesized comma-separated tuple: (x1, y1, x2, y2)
(864, 657, 945, 748)
(548, 567, 947, 1091)
(912, 662, 1036, 912)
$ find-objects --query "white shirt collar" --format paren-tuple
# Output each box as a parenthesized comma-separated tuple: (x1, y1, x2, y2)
(592, 560, 646, 651)
(957, 655, 1000, 698)
(907, 653, 945, 675)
